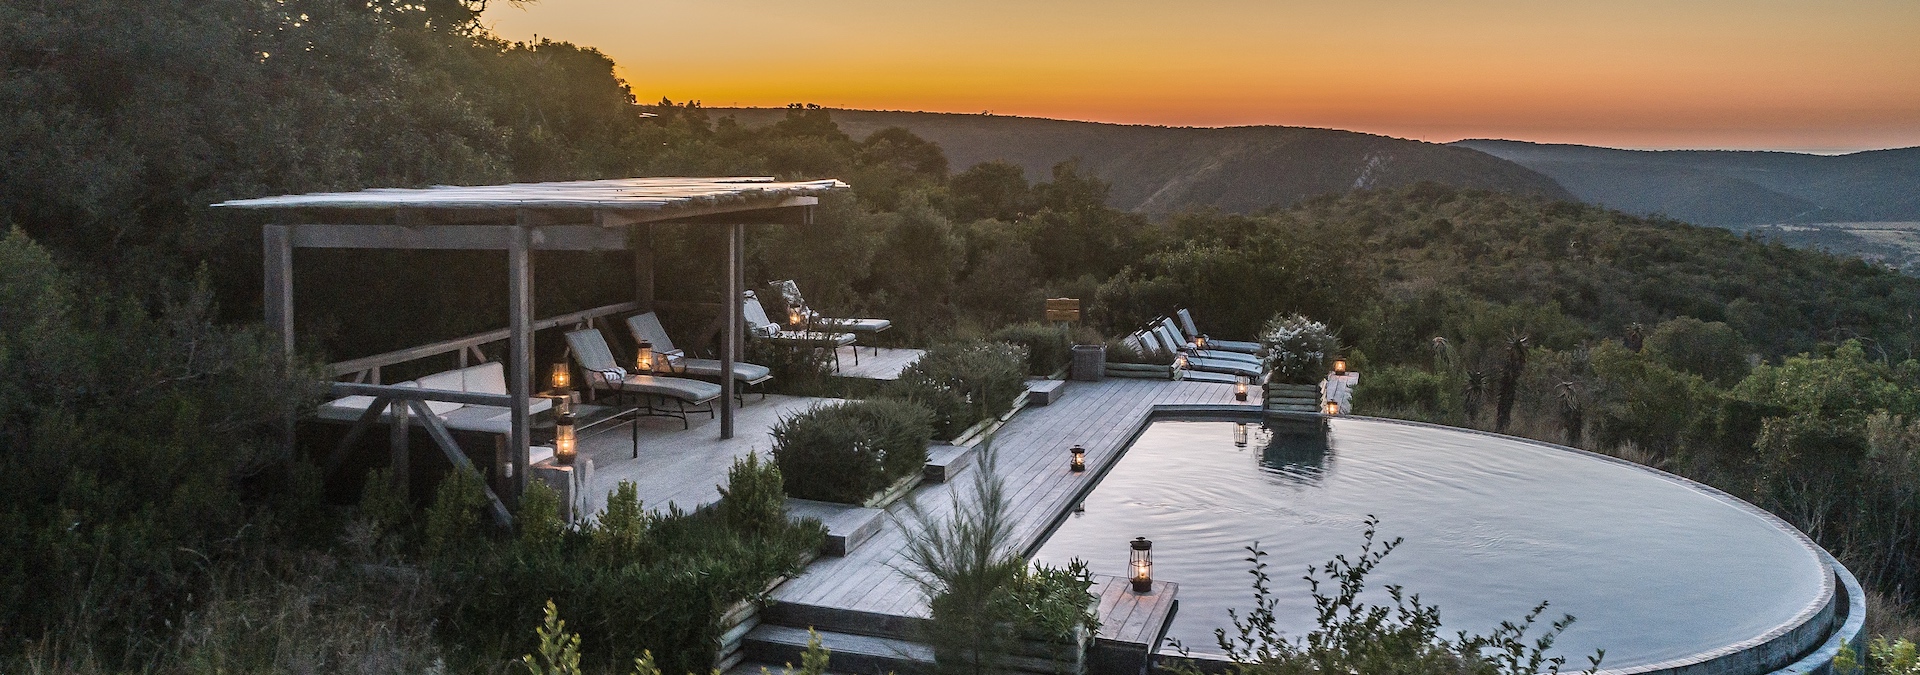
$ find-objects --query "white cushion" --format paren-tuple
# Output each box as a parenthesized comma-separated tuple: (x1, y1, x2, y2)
(404, 372, 467, 416)
(458, 361, 508, 396)
(529, 445, 555, 465)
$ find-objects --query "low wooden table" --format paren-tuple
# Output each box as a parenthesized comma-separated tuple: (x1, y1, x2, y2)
(532, 394, 643, 458)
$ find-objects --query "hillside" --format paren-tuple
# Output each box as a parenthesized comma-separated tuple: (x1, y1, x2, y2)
(1453, 139, 1920, 228)
(717, 108, 1571, 214)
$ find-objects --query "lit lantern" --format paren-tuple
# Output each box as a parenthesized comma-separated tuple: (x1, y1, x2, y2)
(1235, 422, 1249, 448)
(1333, 358, 1348, 376)
(551, 362, 572, 392)
(1173, 352, 1189, 371)
(1235, 374, 1249, 401)
(1070, 444, 1087, 472)
(1324, 400, 1341, 416)
(1130, 537, 1154, 593)
(636, 341, 655, 373)
(787, 307, 806, 329)
(554, 407, 577, 466)
(1195, 334, 1208, 349)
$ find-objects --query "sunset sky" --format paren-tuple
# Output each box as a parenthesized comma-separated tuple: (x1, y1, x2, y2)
(483, 1, 1920, 153)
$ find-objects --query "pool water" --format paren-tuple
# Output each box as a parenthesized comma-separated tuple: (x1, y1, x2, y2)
(1032, 418, 1832, 670)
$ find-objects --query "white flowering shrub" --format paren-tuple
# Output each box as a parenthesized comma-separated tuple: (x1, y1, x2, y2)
(1260, 313, 1341, 385)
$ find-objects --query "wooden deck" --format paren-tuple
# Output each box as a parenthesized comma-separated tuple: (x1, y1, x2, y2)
(833, 346, 923, 381)
(768, 377, 1250, 619)
(575, 393, 834, 516)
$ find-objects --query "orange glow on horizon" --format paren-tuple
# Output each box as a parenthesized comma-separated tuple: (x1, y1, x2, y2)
(486, 1, 1920, 153)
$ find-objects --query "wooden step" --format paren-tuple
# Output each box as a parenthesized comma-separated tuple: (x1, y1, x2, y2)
(745, 624, 934, 675)
(784, 499, 884, 557)
(762, 602, 930, 641)
(1026, 379, 1068, 406)
(924, 443, 974, 483)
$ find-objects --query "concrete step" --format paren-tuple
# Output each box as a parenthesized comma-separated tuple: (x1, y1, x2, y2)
(745, 624, 934, 675)
(785, 499, 885, 557)
(1026, 379, 1068, 406)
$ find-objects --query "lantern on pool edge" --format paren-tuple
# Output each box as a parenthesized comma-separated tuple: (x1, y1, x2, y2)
(1324, 400, 1341, 416)
(1130, 537, 1154, 592)
(551, 362, 572, 392)
(636, 341, 655, 373)
(1069, 444, 1087, 472)
(1235, 374, 1249, 401)
(1235, 422, 1249, 448)
(1333, 358, 1348, 376)
(554, 405, 578, 466)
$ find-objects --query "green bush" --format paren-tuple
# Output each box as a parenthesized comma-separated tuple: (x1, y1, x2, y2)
(771, 400, 934, 504)
(988, 322, 1100, 376)
(1351, 365, 1457, 421)
(435, 479, 824, 675)
(885, 340, 1030, 439)
(998, 560, 1101, 644)
(718, 454, 787, 536)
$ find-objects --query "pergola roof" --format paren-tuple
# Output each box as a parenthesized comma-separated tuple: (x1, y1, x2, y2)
(214, 176, 846, 216)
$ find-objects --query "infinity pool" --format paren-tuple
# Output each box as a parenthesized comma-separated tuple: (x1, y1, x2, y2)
(1032, 418, 1837, 672)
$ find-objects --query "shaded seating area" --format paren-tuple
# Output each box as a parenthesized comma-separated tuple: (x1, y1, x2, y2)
(218, 176, 846, 524)
(566, 328, 722, 431)
(625, 311, 771, 404)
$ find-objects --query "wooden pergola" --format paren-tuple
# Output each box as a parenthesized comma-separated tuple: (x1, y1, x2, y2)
(215, 177, 846, 511)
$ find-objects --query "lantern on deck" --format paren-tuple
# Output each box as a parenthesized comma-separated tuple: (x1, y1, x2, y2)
(1130, 537, 1154, 592)
(1069, 444, 1087, 472)
(1195, 334, 1208, 349)
(1235, 422, 1249, 448)
(1235, 374, 1249, 401)
(636, 341, 655, 373)
(554, 407, 578, 466)
(551, 362, 572, 392)
(1172, 352, 1189, 371)
(787, 307, 807, 329)
(1333, 358, 1348, 376)
(1324, 400, 1341, 416)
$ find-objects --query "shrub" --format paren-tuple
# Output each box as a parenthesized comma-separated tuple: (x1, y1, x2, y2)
(436, 480, 824, 675)
(772, 400, 935, 504)
(718, 454, 788, 536)
(988, 322, 1100, 376)
(886, 340, 1030, 439)
(1260, 313, 1341, 385)
(1351, 365, 1458, 422)
(998, 559, 1101, 644)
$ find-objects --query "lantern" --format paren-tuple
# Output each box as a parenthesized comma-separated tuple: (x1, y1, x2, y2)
(554, 407, 577, 466)
(1195, 334, 1208, 349)
(1235, 374, 1249, 401)
(551, 362, 572, 392)
(636, 341, 655, 373)
(1130, 537, 1154, 592)
(1333, 358, 1348, 376)
(787, 307, 806, 329)
(1235, 422, 1249, 448)
(1173, 352, 1189, 371)
(1324, 400, 1341, 416)
(1069, 444, 1087, 472)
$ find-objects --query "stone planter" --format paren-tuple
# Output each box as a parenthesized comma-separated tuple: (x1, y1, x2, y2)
(1264, 382, 1323, 414)
(1070, 344, 1106, 382)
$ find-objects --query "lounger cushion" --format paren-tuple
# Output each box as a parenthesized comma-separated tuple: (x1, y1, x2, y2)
(617, 374, 722, 404)
(410, 371, 471, 415)
(457, 361, 508, 396)
(320, 380, 463, 417)
(626, 312, 679, 353)
(817, 317, 890, 333)
(676, 358, 773, 384)
(1183, 356, 1261, 379)
(440, 405, 513, 434)
(1204, 338, 1263, 354)
(768, 330, 856, 347)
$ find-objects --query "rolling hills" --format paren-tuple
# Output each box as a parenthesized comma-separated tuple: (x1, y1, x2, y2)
(1452, 139, 1920, 228)
(717, 108, 1571, 214)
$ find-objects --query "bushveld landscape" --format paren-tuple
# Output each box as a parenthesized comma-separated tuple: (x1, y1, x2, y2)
(3, 0, 1919, 673)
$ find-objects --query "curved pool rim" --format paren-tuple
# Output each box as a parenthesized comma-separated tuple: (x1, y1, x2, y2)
(1032, 405, 1866, 675)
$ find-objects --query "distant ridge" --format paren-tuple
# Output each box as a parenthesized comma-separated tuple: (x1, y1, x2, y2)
(716, 108, 1572, 214)
(1453, 139, 1920, 228)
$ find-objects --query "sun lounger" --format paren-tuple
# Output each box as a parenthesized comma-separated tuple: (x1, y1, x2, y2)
(1154, 319, 1260, 365)
(565, 328, 721, 430)
(1137, 328, 1261, 379)
(1175, 308, 1262, 354)
(768, 280, 890, 352)
(317, 362, 554, 433)
(625, 311, 772, 404)
(743, 290, 858, 370)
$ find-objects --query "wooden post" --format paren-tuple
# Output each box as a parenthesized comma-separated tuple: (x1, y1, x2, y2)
(262, 223, 295, 361)
(634, 222, 655, 312)
(507, 216, 534, 502)
(388, 399, 410, 501)
(721, 223, 741, 440)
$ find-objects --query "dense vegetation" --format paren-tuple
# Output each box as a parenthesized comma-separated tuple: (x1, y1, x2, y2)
(8, 0, 1920, 671)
